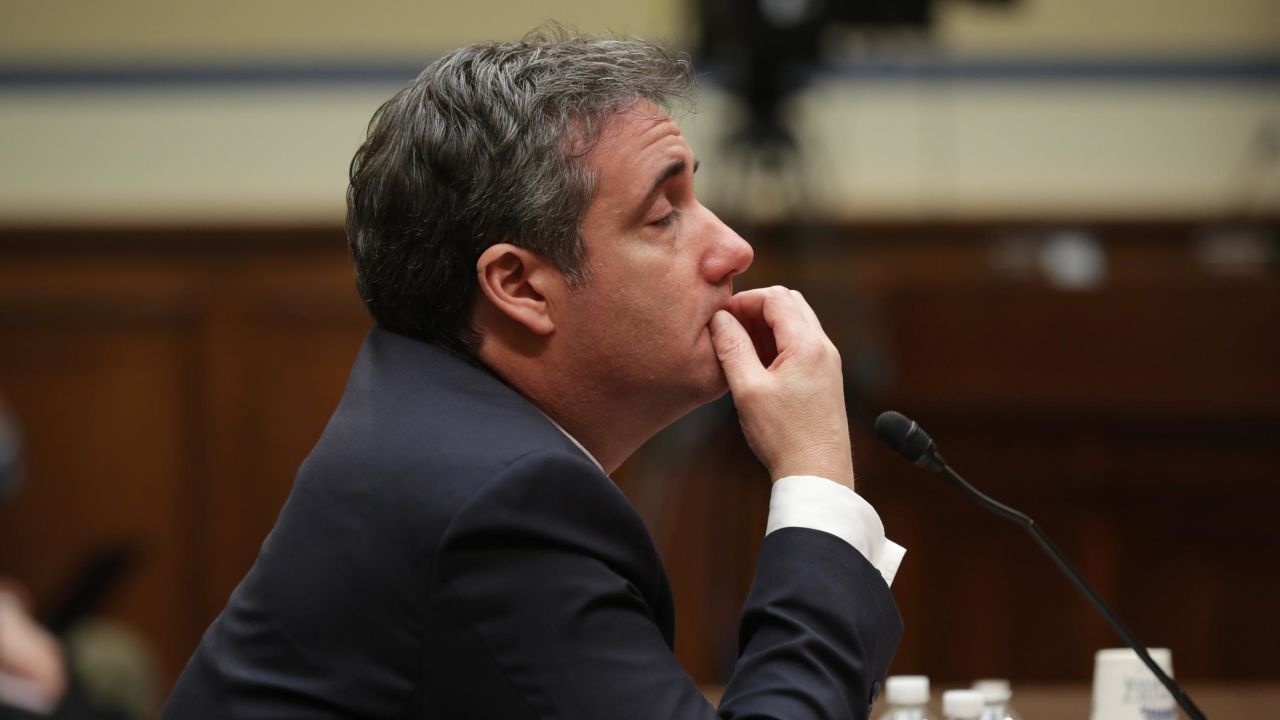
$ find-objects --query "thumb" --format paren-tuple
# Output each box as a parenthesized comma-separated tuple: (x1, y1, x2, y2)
(708, 310, 763, 391)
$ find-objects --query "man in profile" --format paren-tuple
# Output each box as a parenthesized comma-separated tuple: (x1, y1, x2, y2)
(163, 27, 904, 719)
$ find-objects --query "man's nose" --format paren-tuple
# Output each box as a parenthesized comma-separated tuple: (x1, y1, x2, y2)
(701, 208, 754, 285)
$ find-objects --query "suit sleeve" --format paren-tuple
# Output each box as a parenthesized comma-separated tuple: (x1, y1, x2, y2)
(433, 450, 902, 720)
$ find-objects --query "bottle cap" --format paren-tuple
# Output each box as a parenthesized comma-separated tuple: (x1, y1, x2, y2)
(972, 679, 1011, 703)
(943, 689, 986, 719)
(885, 675, 929, 705)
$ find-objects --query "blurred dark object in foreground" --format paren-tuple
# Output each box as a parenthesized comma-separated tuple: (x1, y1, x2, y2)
(43, 545, 139, 637)
(0, 398, 21, 506)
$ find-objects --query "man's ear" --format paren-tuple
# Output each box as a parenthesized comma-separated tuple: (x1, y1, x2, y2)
(475, 243, 560, 336)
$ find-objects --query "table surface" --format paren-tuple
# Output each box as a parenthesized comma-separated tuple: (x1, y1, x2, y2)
(701, 683, 1280, 719)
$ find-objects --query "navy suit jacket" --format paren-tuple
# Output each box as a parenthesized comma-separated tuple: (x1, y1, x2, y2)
(162, 328, 902, 719)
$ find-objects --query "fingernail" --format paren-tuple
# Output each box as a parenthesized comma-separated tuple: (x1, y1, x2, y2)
(708, 310, 730, 332)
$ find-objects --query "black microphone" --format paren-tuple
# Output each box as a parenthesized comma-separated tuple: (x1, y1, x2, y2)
(874, 410, 1208, 720)
(873, 411, 945, 472)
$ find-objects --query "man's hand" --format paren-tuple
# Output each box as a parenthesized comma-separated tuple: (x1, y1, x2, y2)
(0, 583, 66, 712)
(708, 286, 855, 490)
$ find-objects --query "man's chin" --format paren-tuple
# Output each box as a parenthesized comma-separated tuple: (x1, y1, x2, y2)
(671, 333, 731, 407)
(689, 359, 731, 405)
(664, 377, 728, 430)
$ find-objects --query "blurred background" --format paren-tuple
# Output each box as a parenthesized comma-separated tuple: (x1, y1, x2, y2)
(0, 0, 1277, 717)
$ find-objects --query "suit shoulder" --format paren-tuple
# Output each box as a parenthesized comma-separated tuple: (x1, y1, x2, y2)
(434, 447, 671, 633)
(285, 329, 594, 549)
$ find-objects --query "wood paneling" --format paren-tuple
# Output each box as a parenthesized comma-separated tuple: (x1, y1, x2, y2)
(0, 233, 371, 692)
(0, 221, 1277, 701)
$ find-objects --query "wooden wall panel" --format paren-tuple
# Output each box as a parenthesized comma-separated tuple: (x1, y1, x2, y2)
(0, 270, 205, 691)
(188, 254, 369, 617)
(850, 274, 1280, 682)
(0, 221, 1276, 703)
(0, 236, 371, 695)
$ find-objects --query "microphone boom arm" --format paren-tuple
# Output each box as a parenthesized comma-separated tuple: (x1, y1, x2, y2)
(937, 461, 1208, 720)
(874, 409, 1207, 720)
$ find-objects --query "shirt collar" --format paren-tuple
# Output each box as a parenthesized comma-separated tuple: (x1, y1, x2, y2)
(536, 410, 605, 474)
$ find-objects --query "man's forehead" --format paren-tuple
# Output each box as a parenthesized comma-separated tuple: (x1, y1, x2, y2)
(592, 101, 682, 154)
(618, 98, 679, 131)
(587, 101, 689, 189)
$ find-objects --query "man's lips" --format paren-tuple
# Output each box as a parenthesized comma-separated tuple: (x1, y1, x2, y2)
(702, 301, 731, 340)
(709, 297, 734, 322)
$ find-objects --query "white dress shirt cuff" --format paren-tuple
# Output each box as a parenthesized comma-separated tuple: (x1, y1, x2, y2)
(765, 475, 905, 586)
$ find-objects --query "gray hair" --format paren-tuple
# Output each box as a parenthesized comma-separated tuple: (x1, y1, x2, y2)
(345, 25, 695, 357)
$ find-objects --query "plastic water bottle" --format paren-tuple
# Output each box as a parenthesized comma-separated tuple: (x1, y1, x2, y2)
(878, 675, 932, 720)
(972, 679, 1020, 720)
(942, 689, 985, 720)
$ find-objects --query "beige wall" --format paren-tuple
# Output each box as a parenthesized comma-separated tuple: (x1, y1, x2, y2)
(936, 0, 1280, 56)
(0, 1, 685, 64)
(3, 0, 1277, 62)
(685, 82, 1280, 221)
(0, 0, 1277, 223)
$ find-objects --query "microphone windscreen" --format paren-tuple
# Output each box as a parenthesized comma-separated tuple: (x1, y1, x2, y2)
(874, 410, 934, 464)
(874, 411, 914, 453)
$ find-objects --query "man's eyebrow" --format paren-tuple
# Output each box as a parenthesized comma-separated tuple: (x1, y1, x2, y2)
(638, 158, 700, 210)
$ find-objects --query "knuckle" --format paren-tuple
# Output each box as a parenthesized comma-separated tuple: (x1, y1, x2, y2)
(821, 340, 843, 366)
(800, 337, 840, 366)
